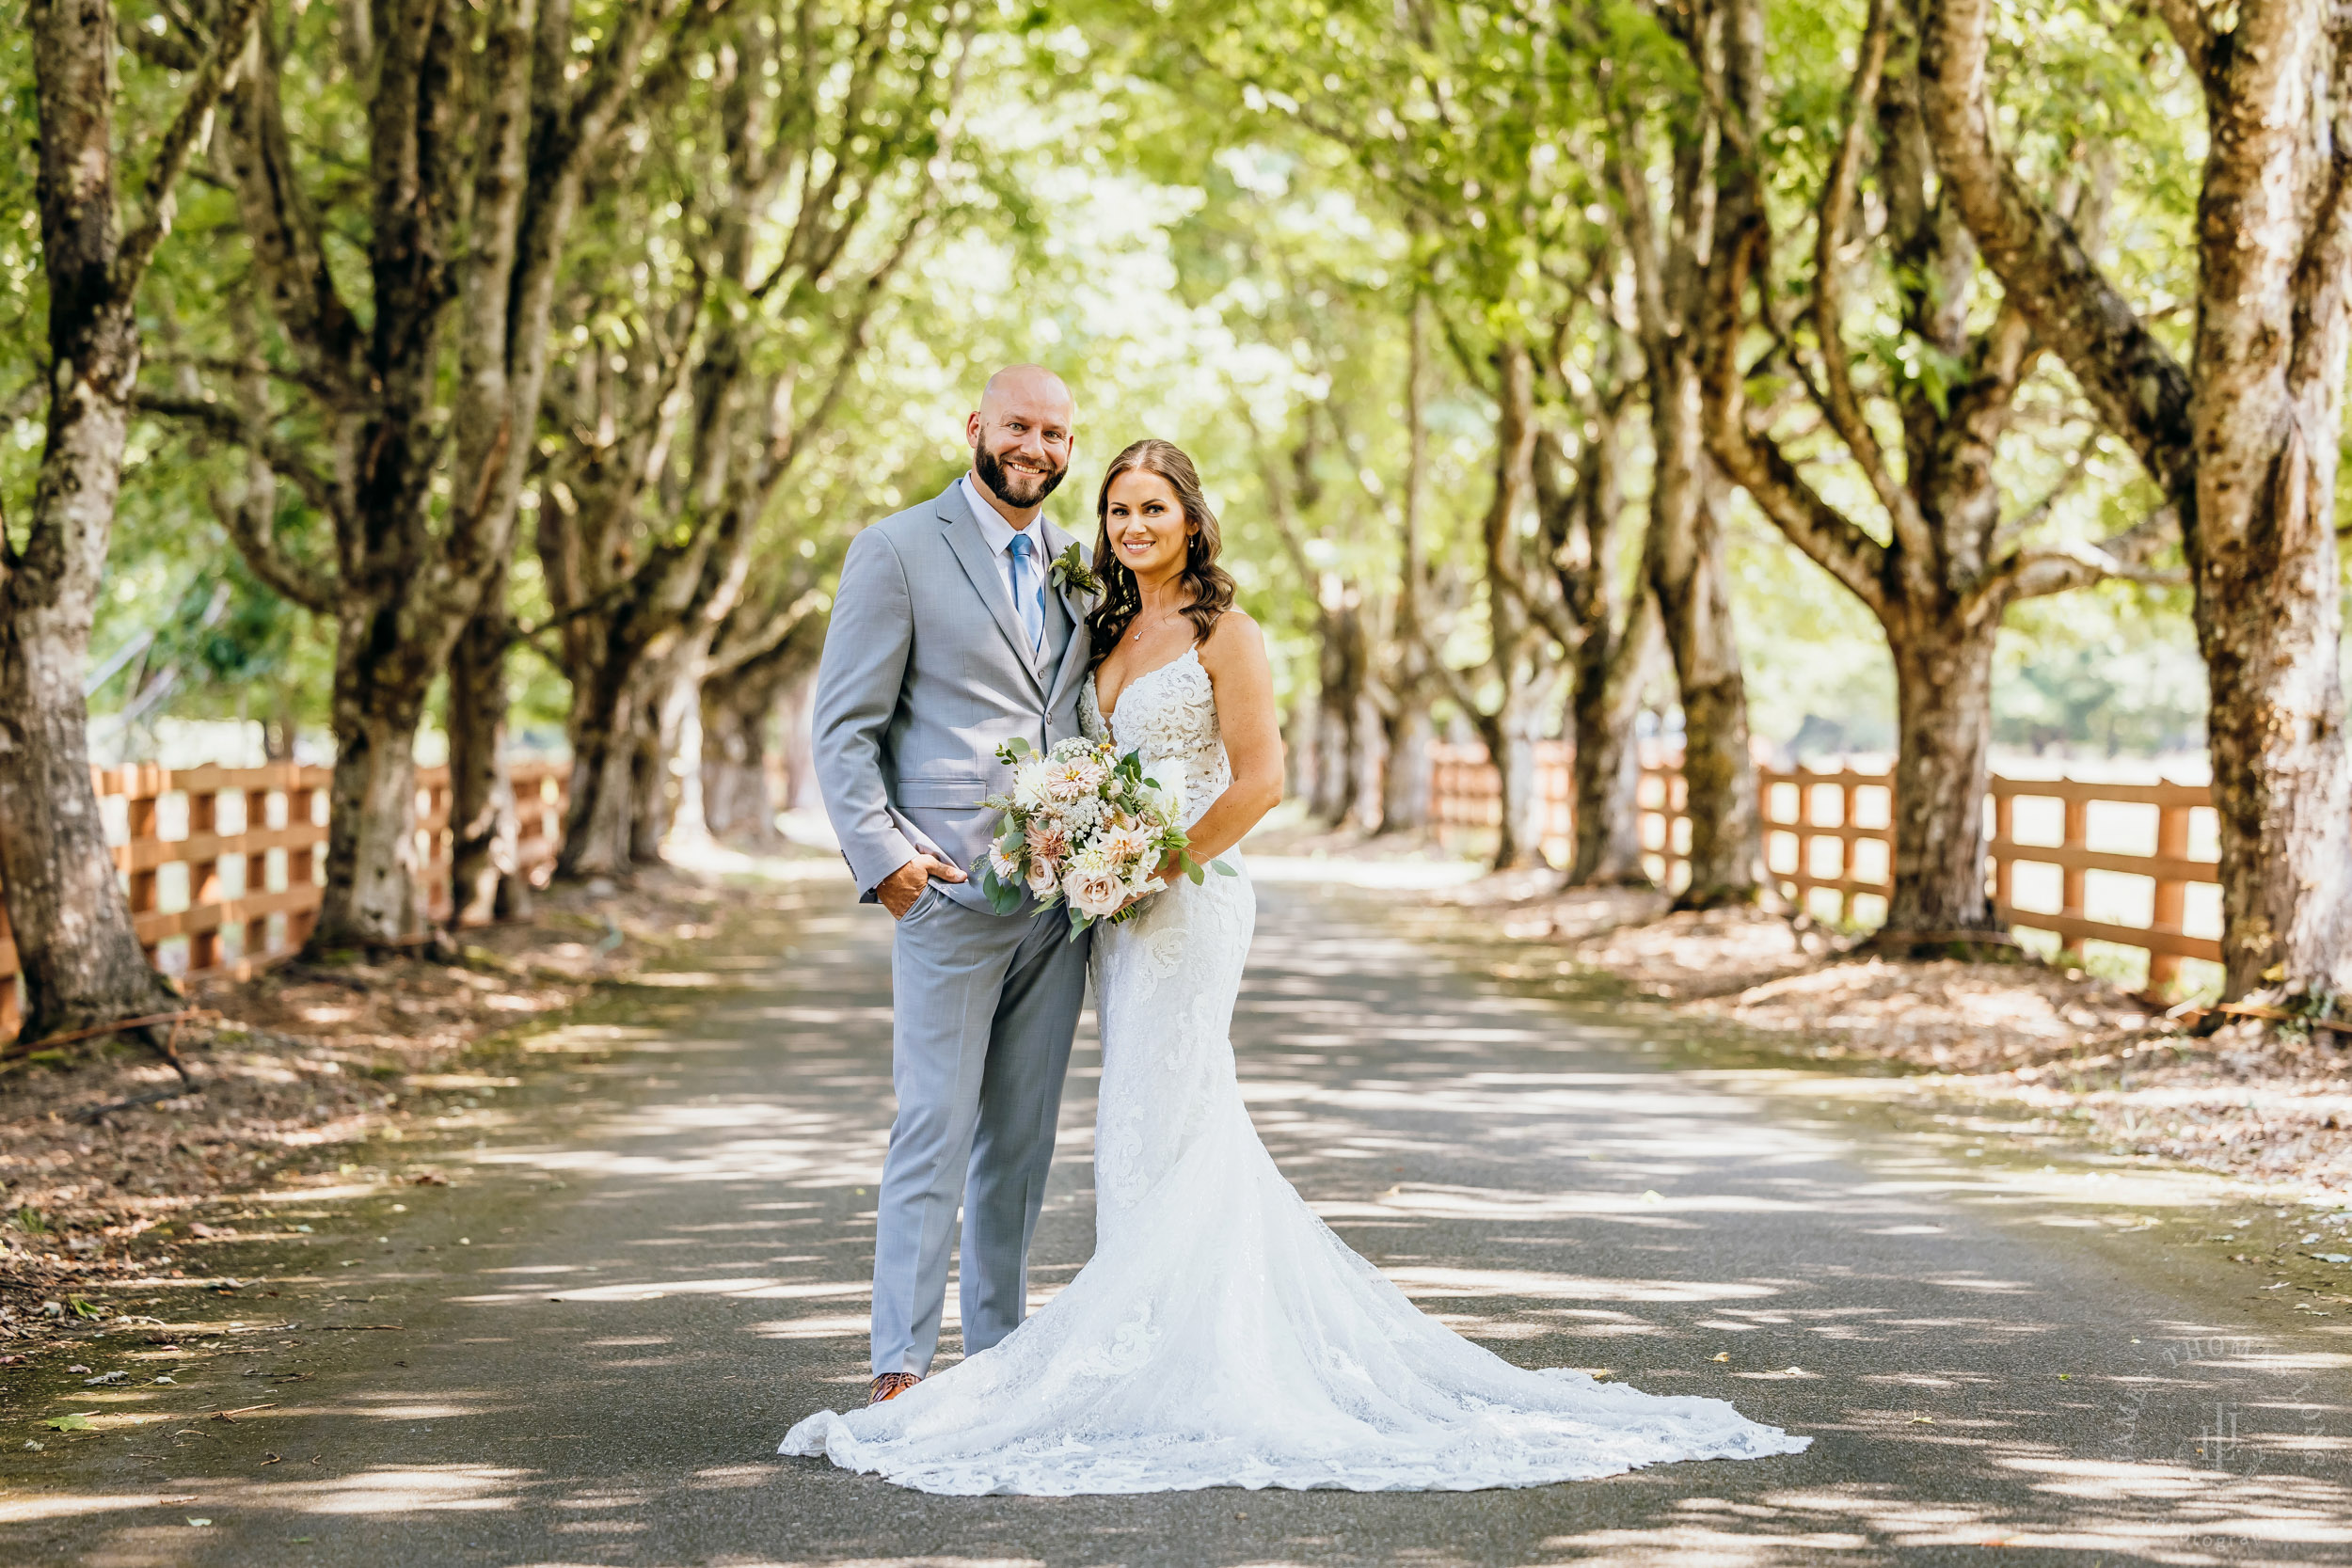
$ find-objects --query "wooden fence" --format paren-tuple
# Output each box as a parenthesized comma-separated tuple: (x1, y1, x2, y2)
(1430, 742, 2226, 986)
(0, 760, 567, 1039)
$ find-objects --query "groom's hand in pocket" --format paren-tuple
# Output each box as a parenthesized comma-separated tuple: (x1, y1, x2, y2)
(879, 853, 966, 918)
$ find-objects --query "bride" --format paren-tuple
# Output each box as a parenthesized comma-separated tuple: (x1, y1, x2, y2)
(782, 438, 1809, 1495)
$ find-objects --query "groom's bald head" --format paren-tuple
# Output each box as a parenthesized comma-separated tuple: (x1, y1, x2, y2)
(979, 364, 1074, 422)
(968, 365, 1075, 513)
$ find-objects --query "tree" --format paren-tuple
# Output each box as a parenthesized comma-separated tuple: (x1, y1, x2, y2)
(1533, 321, 1663, 887)
(448, 552, 529, 923)
(1923, 0, 2352, 1001)
(1257, 417, 1375, 827)
(536, 0, 967, 878)
(698, 578, 830, 846)
(1, 0, 263, 1043)
(156, 0, 700, 948)
(1701, 0, 2177, 946)
(1370, 292, 1446, 836)
(1596, 3, 1768, 908)
(1441, 337, 1557, 869)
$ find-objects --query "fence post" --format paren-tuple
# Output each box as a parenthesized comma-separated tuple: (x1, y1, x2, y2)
(186, 786, 223, 973)
(2058, 792, 2090, 966)
(2149, 802, 2191, 991)
(289, 781, 321, 950)
(1992, 786, 2014, 918)
(1837, 776, 1858, 926)
(0, 901, 18, 1040)
(1791, 773, 1817, 920)
(241, 782, 267, 965)
(125, 771, 161, 966)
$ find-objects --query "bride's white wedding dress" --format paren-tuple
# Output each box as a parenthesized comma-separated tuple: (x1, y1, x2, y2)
(781, 649, 1809, 1494)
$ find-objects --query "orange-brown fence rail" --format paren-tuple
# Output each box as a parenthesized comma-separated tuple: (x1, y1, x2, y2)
(0, 760, 568, 1039)
(1429, 743, 2229, 987)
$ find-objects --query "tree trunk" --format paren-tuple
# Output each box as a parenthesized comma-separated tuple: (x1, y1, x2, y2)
(262, 690, 298, 762)
(701, 608, 824, 843)
(312, 657, 428, 950)
(649, 656, 705, 853)
(1878, 609, 2003, 941)
(628, 707, 669, 864)
(1468, 341, 1548, 871)
(1311, 697, 1360, 827)
(1471, 708, 1542, 871)
(447, 591, 528, 925)
(0, 606, 180, 1040)
(1569, 596, 1661, 887)
(1375, 704, 1432, 834)
(1311, 599, 1369, 826)
(700, 701, 776, 845)
(1, 0, 218, 1039)
(701, 668, 785, 846)
(2194, 436, 2352, 996)
(1645, 363, 1762, 907)
(1538, 385, 1656, 889)
(778, 673, 818, 811)
(556, 654, 652, 879)
(1284, 689, 1319, 804)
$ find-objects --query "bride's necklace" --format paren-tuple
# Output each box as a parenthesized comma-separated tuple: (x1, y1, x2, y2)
(1129, 607, 1187, 643)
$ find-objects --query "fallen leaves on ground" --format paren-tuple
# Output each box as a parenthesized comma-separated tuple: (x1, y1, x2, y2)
(0, 863, 790, 1354)
(1433, 864, 2352, 1200)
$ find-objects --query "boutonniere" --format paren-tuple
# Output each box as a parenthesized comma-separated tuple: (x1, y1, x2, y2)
(1049, 542, 1103, 598)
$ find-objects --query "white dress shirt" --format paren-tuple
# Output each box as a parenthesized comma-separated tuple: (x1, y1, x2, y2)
(961, 474, 1049, 649)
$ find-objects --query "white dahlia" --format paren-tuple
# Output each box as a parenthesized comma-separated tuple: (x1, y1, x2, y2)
(1100, 824, 1153, 866)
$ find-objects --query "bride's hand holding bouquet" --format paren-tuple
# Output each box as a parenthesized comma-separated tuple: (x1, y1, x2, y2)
(973, 736, 1232, 938)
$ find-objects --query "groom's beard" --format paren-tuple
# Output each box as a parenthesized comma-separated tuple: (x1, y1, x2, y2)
(976, 443, 1066, 509)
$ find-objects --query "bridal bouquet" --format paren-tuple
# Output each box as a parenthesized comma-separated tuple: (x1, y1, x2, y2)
(974, 736, 1229, 936)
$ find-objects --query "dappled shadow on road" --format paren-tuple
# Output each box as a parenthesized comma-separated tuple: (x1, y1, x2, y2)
(8, 879, 2347, 1565)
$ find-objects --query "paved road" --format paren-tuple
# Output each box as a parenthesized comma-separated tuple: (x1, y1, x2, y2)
(4, 866, 2348, 1566)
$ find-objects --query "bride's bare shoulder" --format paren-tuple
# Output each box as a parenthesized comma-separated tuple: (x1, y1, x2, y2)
(1196, 610, 1270, 687)
(1198, 608, 1264, 658)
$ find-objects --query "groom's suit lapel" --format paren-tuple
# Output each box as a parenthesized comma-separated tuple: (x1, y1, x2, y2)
(1040, 515, 1094, 717)
(937, 484, 1047, 698)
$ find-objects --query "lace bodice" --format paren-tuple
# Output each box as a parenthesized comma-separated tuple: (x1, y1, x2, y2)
(1080, 648, 1230, 831)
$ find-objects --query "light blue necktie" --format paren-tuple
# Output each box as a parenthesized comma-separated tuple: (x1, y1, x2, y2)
(1007, 531, 1045, 656)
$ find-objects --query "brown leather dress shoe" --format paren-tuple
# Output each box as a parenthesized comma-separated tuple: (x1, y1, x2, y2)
(868, 1372, 921, 1405)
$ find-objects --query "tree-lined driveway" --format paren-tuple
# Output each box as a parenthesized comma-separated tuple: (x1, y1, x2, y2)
(4, 864, 2346, 1565)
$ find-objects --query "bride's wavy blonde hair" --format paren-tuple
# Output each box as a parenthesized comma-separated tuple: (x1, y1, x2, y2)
(1085, 439, 1237, 668)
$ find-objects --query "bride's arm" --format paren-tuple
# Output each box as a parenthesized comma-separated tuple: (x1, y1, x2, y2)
(1168, 610, 1283, 868)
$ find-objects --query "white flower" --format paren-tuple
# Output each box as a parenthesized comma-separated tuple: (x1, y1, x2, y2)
(1142, 758, 1185, 822)
(1025, 858, 1061, 898)
(1045, 753, 1109, 801)
(1060, 792, 1104, 834)
(989, 845, 1021, 882)
(1064, 861, 1126, 919)
(1100, 824, 1153, 866)
(1013, 764, 1054, 811)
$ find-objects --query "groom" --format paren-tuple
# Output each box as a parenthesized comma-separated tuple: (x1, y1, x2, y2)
(812, 366, 1096, 1405)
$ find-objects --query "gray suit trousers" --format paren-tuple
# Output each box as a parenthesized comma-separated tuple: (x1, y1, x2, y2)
(874, 885, 1090, 1376)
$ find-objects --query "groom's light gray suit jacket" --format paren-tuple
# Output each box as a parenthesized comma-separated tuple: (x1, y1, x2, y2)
(814, 481, 1094, 910)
